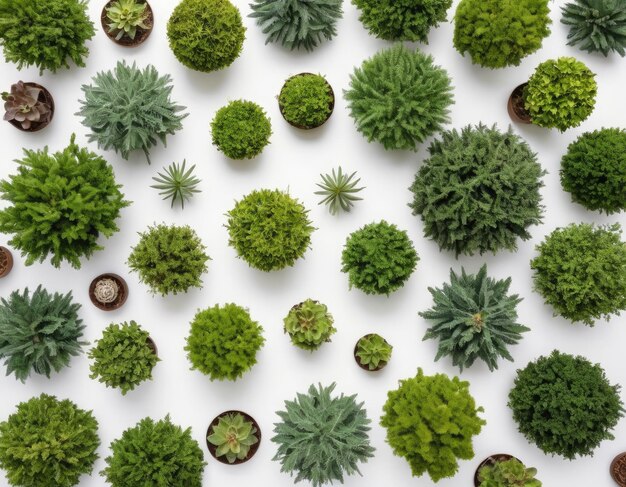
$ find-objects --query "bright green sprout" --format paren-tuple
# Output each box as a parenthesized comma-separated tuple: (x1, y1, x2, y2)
(151, 160, 201, 209)
(315, 166, 365, 215)
(106, 0, 149, 40)
(207, 413, 259, 464)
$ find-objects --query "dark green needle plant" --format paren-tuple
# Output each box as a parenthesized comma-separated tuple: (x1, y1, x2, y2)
(105, 0, 150, 41)
(562, 0, 626, 56)
(279, 74, 334, 129)
(207, 413, 259, 464)
(283, 299, 336, 351)
(211, 100, 272, 159)
(315, 166, 365, 215)
(355, 334, 392, 370)
(151, 160, 201, 209)
(477, 458, 542, 487)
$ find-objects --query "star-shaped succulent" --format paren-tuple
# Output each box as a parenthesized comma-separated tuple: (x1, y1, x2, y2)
(151, 160, 201, 209)
(315, 166, 365, 215)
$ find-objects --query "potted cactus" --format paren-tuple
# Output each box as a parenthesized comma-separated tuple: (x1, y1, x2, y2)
(354, 333, 392, 371)
(2, 81, 54, 132)
(206, 410, 261, 465)
(278, 73, 335, 129)
(475, 455, 542, 486)
(0, 246, 13, 278)
(283, 299, 336, 351)
(102, 0, 153, 47)
(89, 273, 129, 311)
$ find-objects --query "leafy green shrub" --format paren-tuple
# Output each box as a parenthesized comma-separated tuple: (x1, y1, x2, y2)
(560, 128, 626, 214)
(283, 299, 336, 351)
(315, 166, 365, 215)
(381, 369, 485, 482)
(279, 74, 334, 129)
(0, 286, 85, 382)
(478, 458, 542, 487)
(524, 57, 597, 131)
(185, 303, 265, 380)
(562, 0, 626, 56)
(128, 224, 210, 296)
(272, 383, 375, 487)
(207, 413, 259, 464)
(151, 160, 201, 209)
(105, 0, 150, 41)
(409, 124, 545, 256)
(453, 0, 551, 69)
(167, 0, 245, 72)
(341, 220, 418, 296)
(0, 0, 95, 73)
(226, 189, 314, 271)
(89, 321, 159, 395)
(77, 61, 187, 164)
(530, 223, 626, 325)
(211, 100, 272, 159)
(101, 415, 206, 487)
(508, 350, 624, 458)
(355, 334, 392, 370)
(250, 0, 342, 51)
(345, 44, 453, 151)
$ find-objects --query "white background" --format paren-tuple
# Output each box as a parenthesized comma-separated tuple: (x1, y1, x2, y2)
(1, 0, 626, 485)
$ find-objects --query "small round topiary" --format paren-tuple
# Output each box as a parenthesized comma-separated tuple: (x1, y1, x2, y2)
(167, 0, 245, 73)
(283, 299, 336, 351)
(211, 100, 272, 159)
(560, 128, 626, 214)
(508, 350, 624, 459)
(341, 220, 419, 296)
(226, 189, 314, 272)
(530, 223, 626, 326)
(185, 303, 265, 381)
(278, 73, 334, 129)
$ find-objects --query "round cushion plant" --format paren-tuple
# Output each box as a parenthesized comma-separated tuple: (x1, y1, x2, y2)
(283, 299, 336, 351)
(477, 458, 542, 487)
(211, 100, 272, 159)
(278, 73, 334, 129)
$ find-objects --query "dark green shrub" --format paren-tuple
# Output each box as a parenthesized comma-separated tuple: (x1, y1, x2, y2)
(508, 350, 624, 458)
(409, 124, 545, 256)
(283, 299, 336, 351)
(478, 458, 542, 487)
(211, 100, 272, 159)
(344, 43, 453, 151)
(279, 74, 334, 129)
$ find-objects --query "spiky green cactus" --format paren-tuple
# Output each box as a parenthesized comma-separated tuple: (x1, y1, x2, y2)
(283, 299, 336, 351)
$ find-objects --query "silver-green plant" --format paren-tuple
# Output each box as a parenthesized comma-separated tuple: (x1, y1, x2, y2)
(315, 166, 364, 215)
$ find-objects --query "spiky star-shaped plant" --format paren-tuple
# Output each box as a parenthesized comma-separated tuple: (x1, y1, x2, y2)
(151, 160, 201, 209)
(315, 166, 365, 215)
(562, 0, 626, 56)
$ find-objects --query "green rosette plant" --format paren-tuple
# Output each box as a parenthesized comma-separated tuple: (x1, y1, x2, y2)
(279, 74, 334, 129)
(105, 0, 150, 41)
(283, 299, 336, 351)
(478, 458, 542, 487)
(207, 413, 259, 464)
(211, 100, 272, 159)
(151, 160, 201, 209)
(315, 166, 365, 215)
(355, 334, 392, 370)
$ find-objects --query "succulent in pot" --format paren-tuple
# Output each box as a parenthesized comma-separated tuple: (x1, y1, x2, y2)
(89, 273, 129, 310)
(283, 299, 336, 351)
(0, 246, 12, 278)
(2, 81, 53, 131)
(475, 456, 542, 487)
(354, 333, 392, 371)
(206, 411, 261, 464)
(102, 0, 154, 47)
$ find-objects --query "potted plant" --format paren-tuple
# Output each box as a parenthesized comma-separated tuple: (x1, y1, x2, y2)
(89, 273, 129, 310)
(206, 411, 261, 464)
(354, 333, 392, 371)
(2, 81, 54, 131)
(211, 100, 272, 159)
(611, 452, 626, 486)
(0, 394, 99, 487)
(410, 124, 545, 256)
(272, 383, 375, 485)
(344, 43, 453, 151)
(283, 299, 336, 351)
(102, 0, 154, 47)
(278, 73, 335, 129)
(0, 246, 12, 278)
(101, 415, 206, 486)
(151, 160, 201, 209)
(475, 455, 542, 487)
(315, 166, 365, 215)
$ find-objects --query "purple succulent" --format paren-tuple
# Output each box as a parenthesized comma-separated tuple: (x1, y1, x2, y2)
(2, 81, 51, 130)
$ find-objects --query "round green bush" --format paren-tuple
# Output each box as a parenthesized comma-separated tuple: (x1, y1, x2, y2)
(283, 299, 336, 351)
(278, 74, 334, 129)
(211, 100, 272, 159)
(560, 128, 626, 214)
(167, 0, 245, 72)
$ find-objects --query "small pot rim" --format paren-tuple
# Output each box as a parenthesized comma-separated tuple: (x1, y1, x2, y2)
(101, 0, 154, 48)
(6, 82, 55, 132)
(353, 333, 389, 372)
(508, 83, 532, 125)
(206, 410, 261, 465)
(0, 246, 14, 278)
(88, 273, 129, 311)
(474, 453, 520, 486)
(610, 452, 626, 487)
(278, 72, 335, 130)
(145, 336, 158, 357)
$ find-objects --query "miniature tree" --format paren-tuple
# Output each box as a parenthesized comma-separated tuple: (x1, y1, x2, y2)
(283, 299, 336, 351)
(211, 100, 272, 159)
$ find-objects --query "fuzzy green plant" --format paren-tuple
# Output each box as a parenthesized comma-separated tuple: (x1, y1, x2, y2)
(151, 160, 201, 209)
(272, 383, 375, 487)
(355, 334, 392, 370)
(283, 299, 336, 351)
(128, 224, 210, 296)
(410, 124, 545, 256)
(77, 61, 187, 164)
(560, 128, 626, 214)
(105, 0, 150, 41)
(185, 303, 265, 381)
(381, 369, 485, 482)
(0, 394, 99, 487)
(167, 0, 245, 72)
(341, 220, 418, 296)
(101, 415, 206, 487)
(207, 413, 259, 464)
(478, 458, 542, 487)
(315, 166, 365, 215)
(0, 0, 95, 73)
(562, 0, 626, 56)
(530, 223, 626, 325)
(345, 44, 453, 151)
(249, 0, 342, 51)
(211, 100, 272, 159)
(226, 189, 314, 271)
(508, 350, 624, 459)
(279, 74, 334, 129)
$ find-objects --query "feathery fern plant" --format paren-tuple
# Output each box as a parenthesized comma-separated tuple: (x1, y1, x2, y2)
(151, 160, 201, 209)
(315, 166, 364, 215)
(562, 0, 626, 56)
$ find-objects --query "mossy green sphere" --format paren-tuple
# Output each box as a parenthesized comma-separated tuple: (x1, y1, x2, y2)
(278, 73, 334, 129)
(211, 100, 272, 159)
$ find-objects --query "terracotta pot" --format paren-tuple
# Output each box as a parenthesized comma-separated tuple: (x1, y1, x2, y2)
(101, 0, 154, 47)
(206, 410, 261, 465)
(278, 73, 335, 130)
(7, 82, 55, 132)
(88, 273, 129, 311)
(474, 453, 520, 486)
(611, 452, 626, 487)
(0, 246, 13, 278)
(353, 333, 390, 372)
(507, 83, 531, 124)
(146, 336, 158, 357)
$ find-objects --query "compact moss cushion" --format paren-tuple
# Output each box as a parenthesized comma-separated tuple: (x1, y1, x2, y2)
(278, 73, 334, 129)
(211, 100, 272, 159)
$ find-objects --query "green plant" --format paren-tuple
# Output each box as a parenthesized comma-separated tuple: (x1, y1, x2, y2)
(562, 0, 626, 56)
(345, 44, 453, 151)
(560, 128, 626, 214)
(283, 299, 336, 351)
(226, 189, 314, 271)
(0, 0, 95, 73)
(2, 81, 51, 130)
(185, 303, 265, 380)
(315, 166, 364, 215)
(279, 74, 333, 129)
(167, 0, 245, 72)
(409, 124, 545, 256)
(530, 223, 626, 325)
(341, 220, 418, 296)
(151, 160, 201, 209)
(524, 57, 597, 131)
(207, 413, 259, 463)
(106, 0, 150, 40)
(453, 0, 551, 69)
(0, 394, 99, 487)
(508, 350, 624, 459)
(355, 334, 392, 370)
(478, 458, 542, 487)
(101, 415, 206, 487)
(211, 100, 272, 159)
(249, 0, 342, 51)
(272, 383, 375, 487)
(128, 224, 210, 296)
(77, 61, 187, 164)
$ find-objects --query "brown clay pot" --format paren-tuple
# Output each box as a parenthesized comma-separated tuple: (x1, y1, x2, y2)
(278, 73, 335, 130)
(474, 453, 520, 486)
(354, 333, 390, 372)
(101, 0, 154, 47)
(0, 246, 13, 278)
(206, 410, 261, 465)
(611, 452, 626, 487)
(146, 336, 158, 357)
(89, 273, 129, 311)
(507, 83, 531, 125)
(7, 82, 55, 132)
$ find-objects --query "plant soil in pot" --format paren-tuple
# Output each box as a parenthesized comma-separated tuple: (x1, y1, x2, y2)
(278, 73, 335, 130)
(0, 246, 13, 278)
(89, 273, 129, 310)
(612, 452, 626, 487)
(474, 453, 518, 486)
(3, 81, 54, 132)
(101, 0, 154, 47)
(508, 83, 531, 124)
(206, 410, 261, 465)
(354, 333, 392, 372)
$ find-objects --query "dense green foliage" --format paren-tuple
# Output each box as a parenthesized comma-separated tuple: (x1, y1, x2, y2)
(2, 81, 52, 130)
(185, 303, 265, 380)
(453, 0, 551, 69)
(102, 416, 206, 487)
(272, 383, 375, 487)
(279, 74, 333, 129)
(345, 44, 453, 151)
(128, 224, 210, 296)
(315, 166, 364, 215)
(207, 413, 259, 463)
(381, 369, 485, 482)
(355, 334, 392, 370)
(530, 223, 626, 325)
(562, 0, 626, 56)
(560, 128, 626, 214)
(226, 189, 314, 271)
(478, 458, 542, 487)
(151, 160, 201, 209)
(0, 394, 99, 487)
(341, 220, 418, 296)
(508, 351, 624, 459)
(283, 299, 336, 351)
(409, 124, 545, 256)
(105, 0, 150, 40)
(167, 0, 245, 72)
(0, 0, 95, 73)
(0, 286, 85, 382)
(211, 100, 272, 159)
